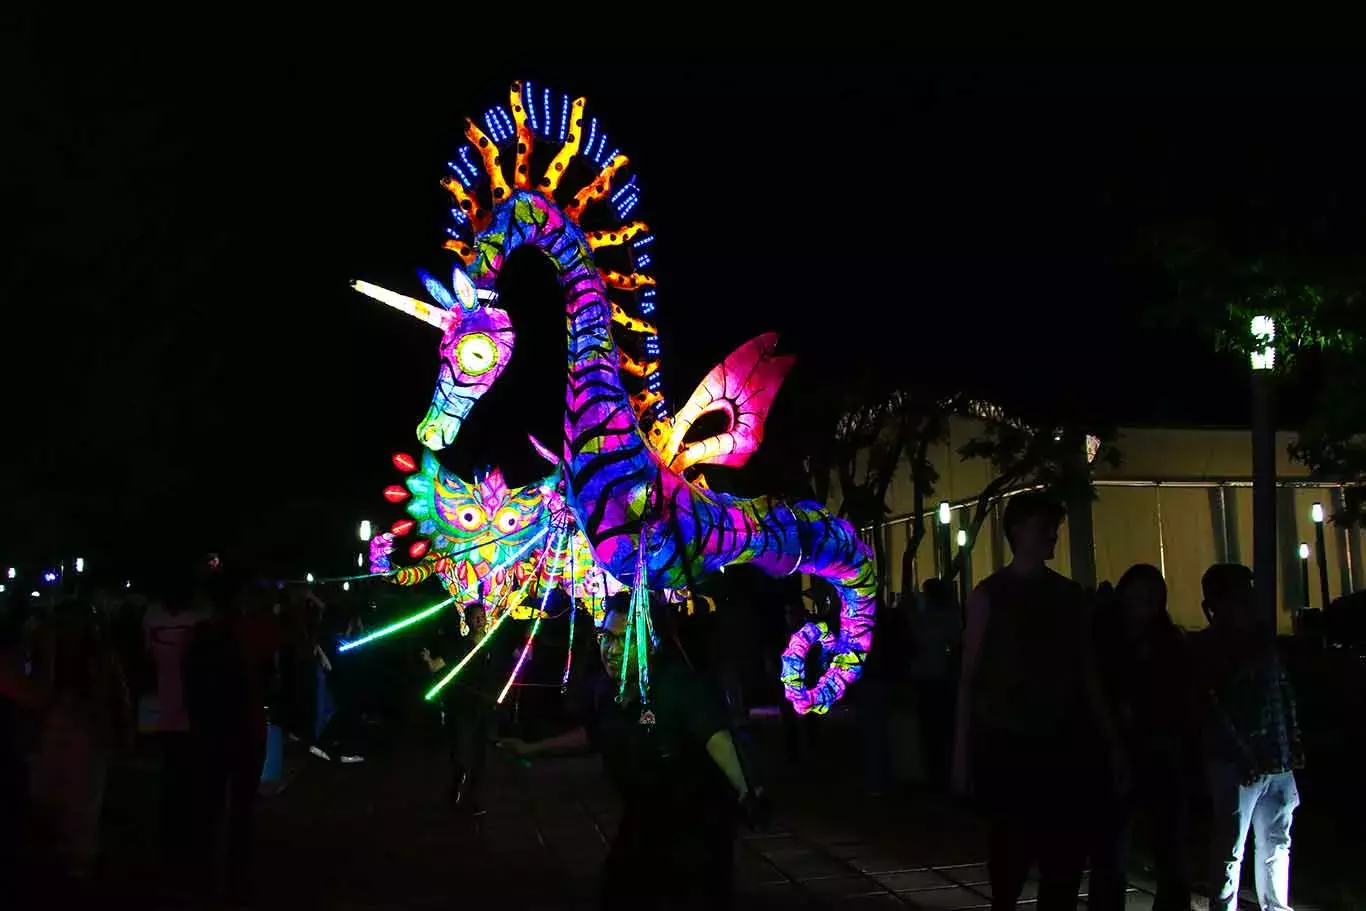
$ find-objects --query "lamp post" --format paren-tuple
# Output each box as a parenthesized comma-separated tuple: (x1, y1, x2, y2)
(937, 500, 953, 589)
(1297, 542, 1311, 610)
(306, 572, 315, 585)
(956, 528, 972, 606)
(1250, 315, 1278, 635)
(359, 520, 372, 574)
(1310, 503, 1330, 609)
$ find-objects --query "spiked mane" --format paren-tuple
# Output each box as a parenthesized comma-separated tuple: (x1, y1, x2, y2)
(439, 81, 668, 430)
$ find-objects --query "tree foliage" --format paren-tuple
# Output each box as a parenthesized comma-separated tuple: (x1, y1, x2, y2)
(953, 402, 1121, 574)
(1154, 219, 1366, 521)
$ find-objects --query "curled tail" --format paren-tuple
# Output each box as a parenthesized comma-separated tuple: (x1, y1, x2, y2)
(777, 507, 877, 715)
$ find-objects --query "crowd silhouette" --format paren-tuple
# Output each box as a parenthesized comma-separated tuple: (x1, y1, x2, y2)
(0, 491, 1313, 908)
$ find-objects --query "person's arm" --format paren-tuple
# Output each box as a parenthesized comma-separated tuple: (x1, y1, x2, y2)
(951, 585, 990, 794)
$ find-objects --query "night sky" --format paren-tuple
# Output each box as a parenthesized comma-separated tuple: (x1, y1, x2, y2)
(6, 29, 1364, 575)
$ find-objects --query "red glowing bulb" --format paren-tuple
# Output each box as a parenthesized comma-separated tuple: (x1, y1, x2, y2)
(391, 519, 415, 537)
(392, 452, 417, 473)
(408, 540, 430, 559)
(383, 485, 410, 503)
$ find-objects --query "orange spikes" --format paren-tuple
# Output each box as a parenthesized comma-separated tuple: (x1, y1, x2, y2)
(601, 270, 658, 293)
(586, 221, 649, 249)
(617, 351, 660, 378)
(566, 153, 629, 222)
(540, 96, 586, 196)
(510, 81, 535, 190)
(609, 301, 659, 337)
(443, 238, 478, 266)
(441, 177, 491, 235)
(630, 389, 663, 416)
(464, 117, 511, 205)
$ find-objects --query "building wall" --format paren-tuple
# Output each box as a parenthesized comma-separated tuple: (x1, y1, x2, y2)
(825, 420, 1361, 633)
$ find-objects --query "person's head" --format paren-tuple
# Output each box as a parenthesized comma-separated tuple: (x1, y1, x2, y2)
(921, 577, 954, 611)
(1201, 563, 1258, 634)
(467, 604, 488, 638)
(1002, 491, 1066, 565)
(1114, 563, 1168, 639)
(597, 595, 656, 682)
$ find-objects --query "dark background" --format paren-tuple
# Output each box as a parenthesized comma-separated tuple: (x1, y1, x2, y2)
(6, 28, 1363, 575)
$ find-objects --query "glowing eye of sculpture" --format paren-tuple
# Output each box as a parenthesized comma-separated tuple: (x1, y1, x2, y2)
(456, 505, 487, 531)
(456, 333, 498, 376)
(494, 508, 523, 533)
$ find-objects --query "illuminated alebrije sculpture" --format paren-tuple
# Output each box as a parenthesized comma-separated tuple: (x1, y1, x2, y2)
(353, 81, 875, 714)
(370, 448, 623, 625)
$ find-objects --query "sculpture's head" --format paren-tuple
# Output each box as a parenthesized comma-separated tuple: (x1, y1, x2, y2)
(431, 464, 546, 566)
(354, 266, 512, 451)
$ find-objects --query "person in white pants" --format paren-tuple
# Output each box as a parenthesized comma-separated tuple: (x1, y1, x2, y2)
(1193, 564, 1303, 911)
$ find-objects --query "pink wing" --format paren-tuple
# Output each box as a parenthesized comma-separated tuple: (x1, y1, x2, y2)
(664, 332, 795, 472)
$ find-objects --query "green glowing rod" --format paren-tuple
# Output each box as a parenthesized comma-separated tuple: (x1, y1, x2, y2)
(337, 596, 455, 653)
(424, 530, 554, 702)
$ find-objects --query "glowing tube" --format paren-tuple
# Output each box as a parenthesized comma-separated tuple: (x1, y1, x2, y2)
(352, 280, 454, 331)
(338, 597, 455, 652)
(496, 616, 542, 704)
(494, 530, 567, 704)
(424, 609, 512, 701)
(423, 529, 551, 701)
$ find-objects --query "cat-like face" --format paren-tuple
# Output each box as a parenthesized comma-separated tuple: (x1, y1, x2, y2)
(431, 466, 545, 565)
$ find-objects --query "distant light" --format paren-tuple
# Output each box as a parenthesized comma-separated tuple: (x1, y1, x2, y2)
(6, 567, 15, 580)
(1311, 503, 1325, 524)
(42, 571, 57, 584)
(1250, 315, 1276, 371)
(124, 580, 132, 589)
(357, 553, 364, 568)
(1298, 542, 1310, 560)
(956, 529, 968, 547)
(359, 520, 372, 542)
(30, 591, 40, 599)
(75, 557, 85, 573)
(306, 573, 315, 584)
(342, 581, 351, 592)
(938, 501, 952, 526)
(0, 584, 5, 594)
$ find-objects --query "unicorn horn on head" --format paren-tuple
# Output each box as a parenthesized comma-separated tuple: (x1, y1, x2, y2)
(351, 280, 457, 332)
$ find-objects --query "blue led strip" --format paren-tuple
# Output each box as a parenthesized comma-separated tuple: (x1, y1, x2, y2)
(609, 176, 637, 205)
(640, 288, 657, 315)
(498, 107, 514, 139)
(636, 252, 652, 268)
(631, 234, 655, 249)
(558, 94, 569, 142)
(446, 159, 473, 188)
(584, 118, 599, 159)
(484, 107, 512, 143)
(526, 81, 538, 132)
(541, 87, 551, 138)
(449, 208, 468, 226)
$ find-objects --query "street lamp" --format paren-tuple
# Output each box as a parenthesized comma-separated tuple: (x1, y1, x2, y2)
(42, 571, 57, 584)
(306, 572, 315, 585)
(955, 528, 972, 606)
(1297, 542, 1311, 609)
(937, 501, 954, 599)
(343, 581, 351, 592)
(5, 567, 14, 580)
(75, 557, 85, 574)
(1250, 315, 1278, 634)
(1310, 503, 1330, 609)
(359, 520, 372, 542)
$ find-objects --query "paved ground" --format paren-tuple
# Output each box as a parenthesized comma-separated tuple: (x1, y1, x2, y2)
(92, 714, 1188, 909)
(93, 721, 1163, 911)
